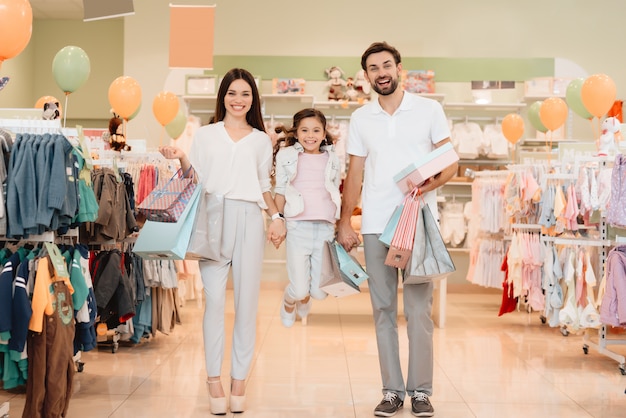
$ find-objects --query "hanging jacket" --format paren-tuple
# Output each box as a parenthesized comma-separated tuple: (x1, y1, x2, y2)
(600, 245, 626, 326)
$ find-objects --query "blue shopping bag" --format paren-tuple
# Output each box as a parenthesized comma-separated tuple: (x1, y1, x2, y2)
(379, 204, 403, 247)
(133, 186, 201, 260)
(333, 241, 369, 286)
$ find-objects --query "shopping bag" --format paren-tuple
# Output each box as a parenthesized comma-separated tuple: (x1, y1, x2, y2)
(385, 190, 420, 269)
(333, 241, 369, 285)
(404, 204, 456, 284)
(185, 189, 224, 261)
(137, 168, 197, 223)
(133, 186, 201, 260)
(379, 204, 403, 248)
(319, 241, 360, 297)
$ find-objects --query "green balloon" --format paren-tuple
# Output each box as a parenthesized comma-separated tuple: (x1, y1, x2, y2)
(128, 102, 141, 121)
(165, 110, 187, 139)
(52, 46, 91, 94)
(566, 78, 593, 120)
(528, 101, 548, 133)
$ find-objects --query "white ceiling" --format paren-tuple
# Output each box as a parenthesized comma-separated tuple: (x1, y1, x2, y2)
(29, 0, 85, 20)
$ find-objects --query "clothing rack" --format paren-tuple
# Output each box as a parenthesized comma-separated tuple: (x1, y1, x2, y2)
(0, 118, 61, 134)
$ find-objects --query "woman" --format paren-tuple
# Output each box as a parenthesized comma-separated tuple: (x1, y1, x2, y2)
(159, 68, 286, 415)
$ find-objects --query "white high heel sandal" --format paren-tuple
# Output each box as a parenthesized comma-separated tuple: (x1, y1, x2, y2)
(206, 378, 227, 415)
(230, 379, 246, 413)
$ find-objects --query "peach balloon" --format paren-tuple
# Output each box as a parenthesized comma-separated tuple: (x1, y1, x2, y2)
(0, 0, 32, 65)
(108, 76, 142, 120)
(152, 91, 179, 126)
(581, 74, 617, 118)
(539, 97, 568, 131)
(501, 113, 524, 144)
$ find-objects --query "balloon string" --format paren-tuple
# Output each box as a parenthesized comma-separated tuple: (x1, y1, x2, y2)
(159, 126, 164, 148)
(591, 117, 600, 153)
(63, 93, 69, 129)
(546, 131, 552, 166)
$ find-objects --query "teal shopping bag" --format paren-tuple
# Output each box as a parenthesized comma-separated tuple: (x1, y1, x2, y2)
(333, 241, 369, 286)
(379, 204, 403, 247)
(133, 186, 201, 260)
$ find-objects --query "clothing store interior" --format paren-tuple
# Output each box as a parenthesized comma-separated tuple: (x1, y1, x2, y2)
(1, 1, 626, 417)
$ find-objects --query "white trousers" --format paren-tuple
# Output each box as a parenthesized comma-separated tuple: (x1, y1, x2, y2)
(199, 199, 265, 380)
(284, 220, 335, 302)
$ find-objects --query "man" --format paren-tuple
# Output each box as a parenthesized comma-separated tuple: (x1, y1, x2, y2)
(337, 42, 457, 417)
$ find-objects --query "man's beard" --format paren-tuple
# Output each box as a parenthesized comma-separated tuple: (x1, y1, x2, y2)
(371, 77, 399, 96)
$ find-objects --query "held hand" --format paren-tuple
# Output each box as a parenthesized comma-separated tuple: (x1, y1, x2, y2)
(158, 145, 185, 160)
(267, 219, 286, 249)
(336, 221, 361, 252)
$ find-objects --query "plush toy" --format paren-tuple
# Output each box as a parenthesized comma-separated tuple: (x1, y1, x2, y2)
(108, 115, 131, 152)
(42, 101, 60, 120)
(597, 116, 622, 156)
(345, 77, 358, 102)
(325, 66, 347, 101)
(353, 69, 371, 103)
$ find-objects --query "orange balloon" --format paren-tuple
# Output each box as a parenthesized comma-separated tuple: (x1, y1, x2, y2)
(501, 113, 524, 144)
(152, 91, 179, 126)
(581, 74, 617, 118)
(0, 0, 32, 64)
(539, 97, 568, 131)
(108, 76, 142, 120)
(34, 95, 62, 117)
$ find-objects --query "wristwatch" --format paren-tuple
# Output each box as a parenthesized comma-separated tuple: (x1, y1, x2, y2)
(271, 212, 285, 221)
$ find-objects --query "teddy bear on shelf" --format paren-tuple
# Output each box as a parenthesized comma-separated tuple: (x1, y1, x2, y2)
(597, 116, 622, 156)
(325, 66, 347, 101)
(353, 69, 371, 103)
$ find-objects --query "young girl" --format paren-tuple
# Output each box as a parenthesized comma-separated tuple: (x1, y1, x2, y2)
(274, 108, 342, 327)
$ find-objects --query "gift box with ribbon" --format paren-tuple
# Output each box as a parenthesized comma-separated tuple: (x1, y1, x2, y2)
(137, 169, 197, 223)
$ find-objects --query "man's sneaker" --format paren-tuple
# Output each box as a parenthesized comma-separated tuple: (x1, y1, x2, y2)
(374, 392, 403, 417)
(411, 391, 434, 417)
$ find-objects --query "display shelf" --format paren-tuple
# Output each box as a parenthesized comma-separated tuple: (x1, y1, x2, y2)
(447, 247, 470, 253)
(444, 102, 526, 111)
(412, 92, 445, 102)
(262, 94, 315, 117)
(523, 95, 566, 102)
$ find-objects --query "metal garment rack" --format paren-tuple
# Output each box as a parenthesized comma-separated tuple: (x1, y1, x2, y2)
(582, 216, 626, 375)
(576, 157, 626, 375)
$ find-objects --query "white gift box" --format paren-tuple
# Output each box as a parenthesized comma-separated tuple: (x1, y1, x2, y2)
(393, 142, 459, 194)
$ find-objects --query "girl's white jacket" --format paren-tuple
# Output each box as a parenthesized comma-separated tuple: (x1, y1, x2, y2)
(274, 142, 342, 219)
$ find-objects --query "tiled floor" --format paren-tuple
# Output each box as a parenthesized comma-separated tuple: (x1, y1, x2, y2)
(3, 286, 626, 417)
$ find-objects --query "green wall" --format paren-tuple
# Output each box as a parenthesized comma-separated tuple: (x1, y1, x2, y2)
(211, 56, 554, 82)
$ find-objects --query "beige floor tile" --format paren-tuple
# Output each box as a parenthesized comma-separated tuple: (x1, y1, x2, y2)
(3, 288, 626, 418)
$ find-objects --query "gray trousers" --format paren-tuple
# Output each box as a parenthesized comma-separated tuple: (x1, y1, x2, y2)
(363, 234, 434, 400)
(199, 199, 265, 380)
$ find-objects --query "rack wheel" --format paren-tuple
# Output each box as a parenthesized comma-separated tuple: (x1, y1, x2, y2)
(76, 361, 85, 372)
(540, 315, 546, 324)
(560, 326, 569, 337)
(620, 365, 626, 376)
(112, 342, 119, 353)
(582, 344, 589, 355)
